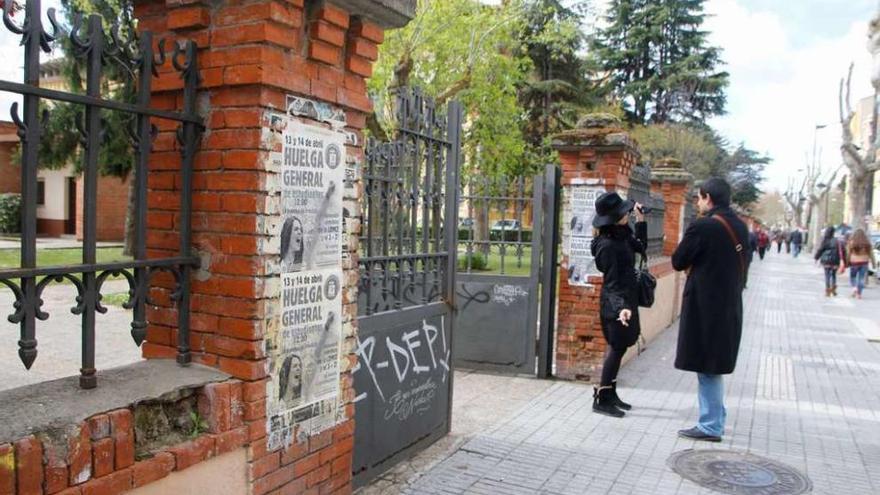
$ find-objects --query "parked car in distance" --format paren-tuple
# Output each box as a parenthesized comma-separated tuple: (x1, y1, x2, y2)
(490, 219, 521, 232)
(459, 217, 474, 229)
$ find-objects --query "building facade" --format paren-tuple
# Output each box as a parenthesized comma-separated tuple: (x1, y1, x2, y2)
(0, 60, 129, 240)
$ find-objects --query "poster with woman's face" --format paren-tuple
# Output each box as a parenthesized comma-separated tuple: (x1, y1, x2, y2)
(267, 114, 346, 450)
(279, 120, 345, 272)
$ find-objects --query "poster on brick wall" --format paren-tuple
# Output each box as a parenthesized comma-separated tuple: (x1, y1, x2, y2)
(267, 115, 347, 450)
(565, 185, 605, 286)
(279, 120, 345, 271)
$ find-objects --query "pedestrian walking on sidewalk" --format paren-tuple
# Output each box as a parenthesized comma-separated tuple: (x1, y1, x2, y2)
(814, 226, 846, 297)
(671, 178, 750, 442)
(846, 229, 875, 299)
(589, 192, 648, 418)
(784, 229, 792, 254)
(756, 228, 769, 260)
(790, 229, 803, 258)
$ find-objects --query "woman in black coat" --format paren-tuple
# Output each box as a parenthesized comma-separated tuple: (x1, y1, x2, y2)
(814, 226, 846, 297)
(589, 192, 647, 418)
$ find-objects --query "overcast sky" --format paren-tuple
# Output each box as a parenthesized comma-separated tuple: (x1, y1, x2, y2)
(703, 0, 876, 192)
(0, 0, 877, 193)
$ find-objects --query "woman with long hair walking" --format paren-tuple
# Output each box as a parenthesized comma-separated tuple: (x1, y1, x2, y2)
(847, 229, 876, 299)
(814, 226, 846, 297)
(589, 192, 647, 418)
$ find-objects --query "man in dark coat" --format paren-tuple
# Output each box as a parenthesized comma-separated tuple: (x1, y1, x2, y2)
(790, 229, 803, 258)
(671, 178, 751, 442)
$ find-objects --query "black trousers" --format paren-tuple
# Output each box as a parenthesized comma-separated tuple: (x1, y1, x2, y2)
(601, 345, 627, 386)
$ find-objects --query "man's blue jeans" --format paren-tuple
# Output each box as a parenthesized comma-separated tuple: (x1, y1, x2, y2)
(792, 244, 801, 258)
(697, 373, 726, 437)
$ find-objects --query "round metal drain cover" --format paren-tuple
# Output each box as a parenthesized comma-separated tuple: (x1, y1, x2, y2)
(667, 449, 812, 494)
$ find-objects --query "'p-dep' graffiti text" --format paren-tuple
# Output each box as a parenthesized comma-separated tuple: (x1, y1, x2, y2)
(353, 317, 449, 406)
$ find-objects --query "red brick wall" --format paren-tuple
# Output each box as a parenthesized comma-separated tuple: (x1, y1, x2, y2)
(652, 180, 691, 256)
(554, 142, 638, 381)
(97, 176, 129, 242)
(0, 140, 20, 194)
(554, 136, 695, 381)
(75, 176, 129, 242)
(131, 1, 385, 493)
(0, 380, 245, 495)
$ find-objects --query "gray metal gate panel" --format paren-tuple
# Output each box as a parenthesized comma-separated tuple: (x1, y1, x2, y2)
(352, 302, 452, 485)
(452, 166, 562, 376)
(353, 88, 461, 488)
(454, 273, 536, 371)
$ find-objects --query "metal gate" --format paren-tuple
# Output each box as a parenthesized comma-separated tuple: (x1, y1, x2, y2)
(453, 165, 560, 377)
(352, 88, 462, 487)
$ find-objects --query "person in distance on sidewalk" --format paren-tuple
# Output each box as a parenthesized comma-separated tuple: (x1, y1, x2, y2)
(590, 192, 648, 418)
(672, 178, 751, 442)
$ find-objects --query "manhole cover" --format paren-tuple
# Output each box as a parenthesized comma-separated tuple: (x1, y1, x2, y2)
(667, 449, 812, 494)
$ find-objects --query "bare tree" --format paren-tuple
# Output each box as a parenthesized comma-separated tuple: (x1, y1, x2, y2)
(839, 63, 878, 230)
(783, 176, 807, 228)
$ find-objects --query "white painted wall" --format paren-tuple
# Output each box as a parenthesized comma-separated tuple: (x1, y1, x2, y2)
(36, 165, 74, 221)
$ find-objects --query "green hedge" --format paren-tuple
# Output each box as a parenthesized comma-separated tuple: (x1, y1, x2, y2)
(459, 229, 533, 242)
(0, 194, 21, 234)
(458, 251, 488, 271)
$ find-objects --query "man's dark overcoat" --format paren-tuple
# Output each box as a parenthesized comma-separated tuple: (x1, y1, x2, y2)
(671, 206, 751, 375)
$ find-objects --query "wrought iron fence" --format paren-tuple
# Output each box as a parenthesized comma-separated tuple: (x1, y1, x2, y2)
(684, 186, 696, 229)
(358, 87, 459, 315)
(458, 176, 535, 275)
(629, 164, 666, 258)
(0, 0, 202, 388)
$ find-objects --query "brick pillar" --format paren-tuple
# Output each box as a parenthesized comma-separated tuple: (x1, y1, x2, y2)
(551, 115, 639, 382)
(132, 1, 410, 493)
(650, 158, 694, 256)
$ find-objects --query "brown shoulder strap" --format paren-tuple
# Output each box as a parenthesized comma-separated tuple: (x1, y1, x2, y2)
(712, 215, 746, 283)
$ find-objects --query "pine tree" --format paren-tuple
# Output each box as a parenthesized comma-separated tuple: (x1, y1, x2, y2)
(518, 0, 595, 153)
(590, 0, 728, 124)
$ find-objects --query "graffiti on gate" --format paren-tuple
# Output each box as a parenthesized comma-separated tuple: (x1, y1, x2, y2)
(353, 316, 450, 422)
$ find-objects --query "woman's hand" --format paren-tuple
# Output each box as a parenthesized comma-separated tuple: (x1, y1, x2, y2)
(617, 309, 632, 327)
(633, 202, 645, 223)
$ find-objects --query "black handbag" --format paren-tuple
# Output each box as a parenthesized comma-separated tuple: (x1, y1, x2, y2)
(636, 253, 656, 308)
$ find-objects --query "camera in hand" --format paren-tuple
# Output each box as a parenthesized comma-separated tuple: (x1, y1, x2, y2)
(635, 205, 654, 215)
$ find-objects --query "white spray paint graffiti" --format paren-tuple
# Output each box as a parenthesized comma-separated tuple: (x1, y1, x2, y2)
(352, 316, 449, 422)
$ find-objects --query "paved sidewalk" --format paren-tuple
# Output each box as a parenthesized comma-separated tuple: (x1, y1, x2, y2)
(0, 279, 141, 390)
(376, 251, 880, 494)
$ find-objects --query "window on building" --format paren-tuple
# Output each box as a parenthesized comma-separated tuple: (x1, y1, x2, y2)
(36, 179, 45, 206)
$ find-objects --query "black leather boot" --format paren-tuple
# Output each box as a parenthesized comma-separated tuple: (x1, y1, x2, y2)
(610, 381, 632, 410)
(593, 386, 625, 418)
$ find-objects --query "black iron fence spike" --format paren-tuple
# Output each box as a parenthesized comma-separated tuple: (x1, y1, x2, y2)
(0, 278, 25, 324)
(1, 0, 24, 36)
(10, 102, 26, 140)
(69, 13, 89, 52)
(39, 7, 60, 52)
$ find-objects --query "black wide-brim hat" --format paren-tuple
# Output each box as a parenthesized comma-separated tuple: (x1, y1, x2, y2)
(592, 191, 634, 228)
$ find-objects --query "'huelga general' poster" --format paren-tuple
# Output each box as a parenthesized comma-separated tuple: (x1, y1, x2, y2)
(268, 118, 346, 449)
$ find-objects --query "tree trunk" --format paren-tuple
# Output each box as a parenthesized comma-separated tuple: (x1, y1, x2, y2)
(807, 198, 823, 253)
(848, 171, 869, 230)
(122, 173, 136, 257)
(802, 200, 813, 233)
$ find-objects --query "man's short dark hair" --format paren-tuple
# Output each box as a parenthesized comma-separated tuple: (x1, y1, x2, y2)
(699, 178, 731, 207)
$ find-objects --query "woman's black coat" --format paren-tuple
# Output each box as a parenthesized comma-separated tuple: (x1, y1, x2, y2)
(671, 206, 751, 375)
(813, 237, 846, 267)
(590, 222, 647, 350)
